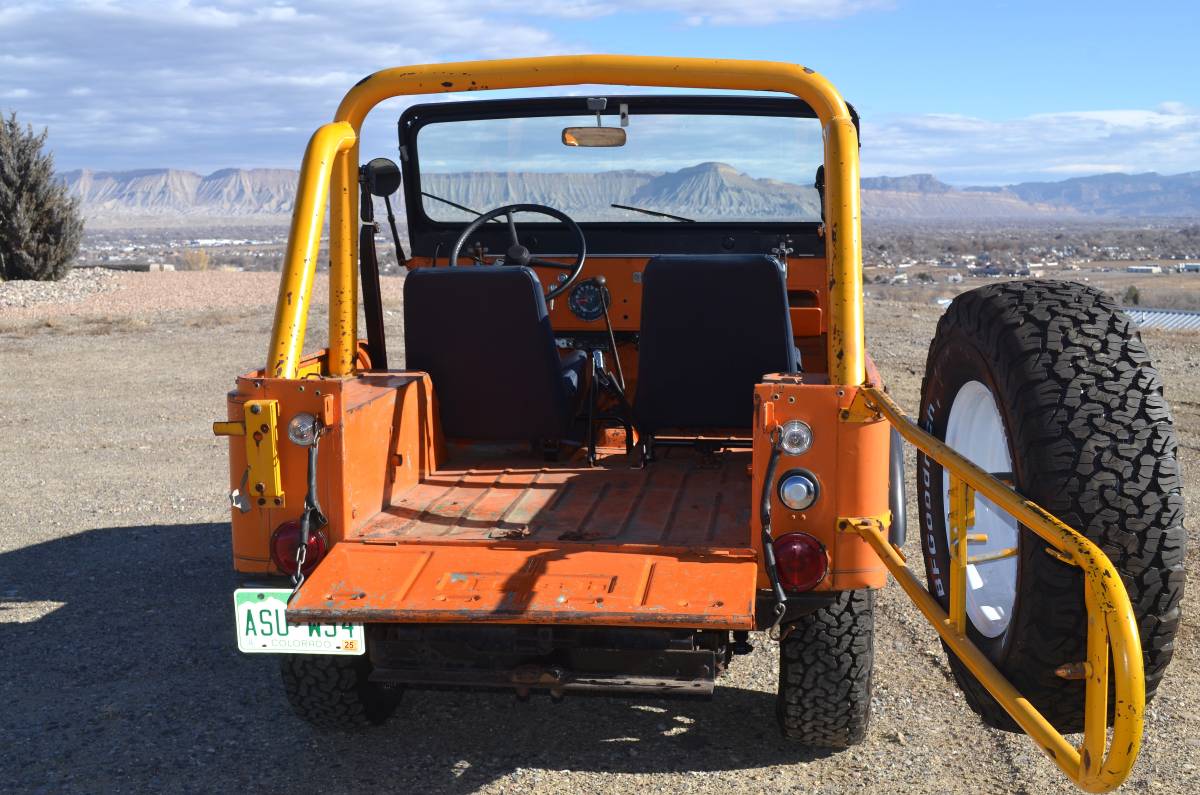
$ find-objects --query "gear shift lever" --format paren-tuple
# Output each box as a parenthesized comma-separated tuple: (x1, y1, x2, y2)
(593, 274, 625, 392)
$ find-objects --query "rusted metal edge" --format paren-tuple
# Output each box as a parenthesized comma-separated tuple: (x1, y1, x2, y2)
(287, 606, 756, 630)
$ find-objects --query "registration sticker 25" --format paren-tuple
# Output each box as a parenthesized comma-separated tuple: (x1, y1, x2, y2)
(234, 589, 365, 655)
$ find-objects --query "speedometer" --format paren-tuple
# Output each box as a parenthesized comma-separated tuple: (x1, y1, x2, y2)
(567, 280, 610, 322)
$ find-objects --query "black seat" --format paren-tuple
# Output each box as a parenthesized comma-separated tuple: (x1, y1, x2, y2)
(404, 266, 585, 441)
(634, 255, 798, 435)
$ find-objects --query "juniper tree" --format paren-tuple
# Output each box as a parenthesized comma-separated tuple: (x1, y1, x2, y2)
(0, 112, 83, 281)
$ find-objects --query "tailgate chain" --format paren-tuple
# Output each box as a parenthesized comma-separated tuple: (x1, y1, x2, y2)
(290, 422, 328, 596)
(759, 426, 790, 641)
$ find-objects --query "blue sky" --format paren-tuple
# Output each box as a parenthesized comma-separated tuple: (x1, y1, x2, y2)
(2, 0, 1198, 184)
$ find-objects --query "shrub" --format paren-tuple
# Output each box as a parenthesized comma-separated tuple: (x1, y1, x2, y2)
(0, 112, 84, 281)
(180, 248, 211, 271)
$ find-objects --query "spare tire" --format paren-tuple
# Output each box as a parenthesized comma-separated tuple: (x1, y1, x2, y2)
(916, 280, 1184, 732)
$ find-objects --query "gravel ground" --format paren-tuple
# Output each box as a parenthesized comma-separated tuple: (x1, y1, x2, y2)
(0, 269, 407, 330)
(0, 267, 122, 310)
(0, 273, 1195, 794)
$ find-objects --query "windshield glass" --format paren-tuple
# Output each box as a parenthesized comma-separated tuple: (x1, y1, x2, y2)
(416, 111, 823, 222)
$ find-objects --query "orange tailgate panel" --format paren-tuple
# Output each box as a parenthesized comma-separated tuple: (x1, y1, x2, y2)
(288, 542, 758, 630)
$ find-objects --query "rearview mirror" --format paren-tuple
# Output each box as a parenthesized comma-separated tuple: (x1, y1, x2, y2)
(562, 127, 627, 147)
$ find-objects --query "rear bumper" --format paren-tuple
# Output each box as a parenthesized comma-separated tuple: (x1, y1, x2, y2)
(366, 623, 727, 697)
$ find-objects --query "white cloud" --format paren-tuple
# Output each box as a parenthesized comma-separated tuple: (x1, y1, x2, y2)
(4, 0, 1190, 185)
(0, 53, 62, 68)
(650, 0, 891, 26)
(1042, 163, 1135, 174)
(6, 0, 876, 172)
(863, 104, 1200, 184)
(0, 1, 581, 170)
(72, 0, 313, 28)
(0, 1, 894, 172)
(452, 0, 885, 25)
(0, 6, 41, 27)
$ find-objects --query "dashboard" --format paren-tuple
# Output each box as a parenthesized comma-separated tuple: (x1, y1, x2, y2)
(402, 255, 828, 337)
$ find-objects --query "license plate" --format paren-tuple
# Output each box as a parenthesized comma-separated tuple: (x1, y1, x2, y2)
(234, 589, 365, 655)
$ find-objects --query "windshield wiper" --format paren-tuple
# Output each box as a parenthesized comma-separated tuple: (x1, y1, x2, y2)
(611, 203, 695, 223)
(420, 191, 499, 221)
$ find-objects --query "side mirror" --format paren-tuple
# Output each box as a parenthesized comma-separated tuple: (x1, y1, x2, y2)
(562, 127, 627, 147)
(364, 157, 401, 197)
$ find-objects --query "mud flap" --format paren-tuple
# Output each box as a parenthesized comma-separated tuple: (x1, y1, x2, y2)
(287, 542, 758, 630)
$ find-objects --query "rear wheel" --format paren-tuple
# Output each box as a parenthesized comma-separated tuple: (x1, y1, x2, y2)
(917, 280, 1185, 731)
(776, 589, 874, 747)
(280, 654, 401, 730)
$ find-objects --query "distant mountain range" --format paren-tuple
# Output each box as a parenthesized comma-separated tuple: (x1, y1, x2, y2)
(62, 168, 297, 220)
(60, 164, 1200, 224)
(970, 171, 1200, 217)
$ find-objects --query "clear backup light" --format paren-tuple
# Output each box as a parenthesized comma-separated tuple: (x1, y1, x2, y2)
(772, 532, 828, 592)
(777, 420, 813, 455)
(287, 412, 319, 446)
(778, 470, 819, 511)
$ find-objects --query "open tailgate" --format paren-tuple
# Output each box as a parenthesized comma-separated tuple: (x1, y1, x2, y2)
(287, 542, 758, 630)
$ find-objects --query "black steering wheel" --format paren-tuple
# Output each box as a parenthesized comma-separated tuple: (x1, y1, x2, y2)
(447, 203, 586, 301)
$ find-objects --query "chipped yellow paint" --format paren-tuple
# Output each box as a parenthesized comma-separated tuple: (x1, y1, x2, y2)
(328, 138, 360, 376)
(211, 421, 245, 437)
(947, 475, 974, 634)
(834, 511, 891, 533)
(839, 387, 882, 423)
(854, 386, 1144, 793)
(266, 121, 356, 379)
(966, 546, 1018, 565)
(238, 399, 285, 508)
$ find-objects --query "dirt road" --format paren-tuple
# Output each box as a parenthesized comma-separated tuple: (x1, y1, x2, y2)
(0, 272, 1195, 793)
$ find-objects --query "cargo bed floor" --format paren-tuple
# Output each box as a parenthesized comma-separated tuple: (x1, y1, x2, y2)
(354, 448, 753, 549)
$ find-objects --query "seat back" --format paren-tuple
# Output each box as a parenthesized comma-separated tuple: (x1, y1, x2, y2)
(634, 255, 798, 434)
(404, 266, 575, 440)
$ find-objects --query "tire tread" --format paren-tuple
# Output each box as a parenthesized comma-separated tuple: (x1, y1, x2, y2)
(777, 589, 875, 747)
(280, 654, 399, 730)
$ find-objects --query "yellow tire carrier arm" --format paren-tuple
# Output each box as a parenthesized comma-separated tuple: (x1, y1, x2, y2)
(265, 55, 864, 384)
(847, 386, 1144, 794)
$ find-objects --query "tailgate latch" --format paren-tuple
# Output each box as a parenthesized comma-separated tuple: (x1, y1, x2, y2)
(213, 399, 286, 508)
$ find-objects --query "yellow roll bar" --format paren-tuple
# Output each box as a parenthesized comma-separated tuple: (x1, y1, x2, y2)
(267, 121, 356, 378)
(265, 55, 865, 383)
(849, 386, 1144, 793)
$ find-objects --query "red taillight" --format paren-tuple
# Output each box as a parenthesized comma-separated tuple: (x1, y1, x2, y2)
(772, 532, 828, 592)
(270, 520, 328, 576)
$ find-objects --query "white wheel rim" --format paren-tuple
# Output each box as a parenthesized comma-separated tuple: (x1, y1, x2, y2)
(943, 380, 1019, 638)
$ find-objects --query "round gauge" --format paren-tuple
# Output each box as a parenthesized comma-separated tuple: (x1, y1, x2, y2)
(567, 280, 610, 322)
